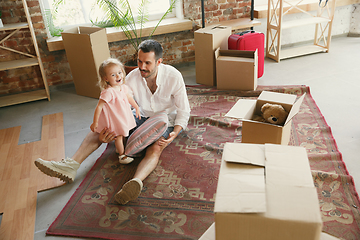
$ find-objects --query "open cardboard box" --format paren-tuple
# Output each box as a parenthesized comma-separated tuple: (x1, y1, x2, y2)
(225, 91, 305, 144)
(194, 25, 232, 86)
(62, 26, 110, 99)
(213, 143, 322, 240)
(199, 223, 339, 240)
(215, 48, 258, 91)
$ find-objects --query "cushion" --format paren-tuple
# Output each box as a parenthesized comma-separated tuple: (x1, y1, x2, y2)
(125, 111, 168, 157)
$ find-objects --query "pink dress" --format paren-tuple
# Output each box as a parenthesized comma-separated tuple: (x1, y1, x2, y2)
(96, 85, 136, 137)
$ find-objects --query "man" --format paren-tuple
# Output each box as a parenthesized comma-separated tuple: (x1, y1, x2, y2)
(35, 39, 191, 205)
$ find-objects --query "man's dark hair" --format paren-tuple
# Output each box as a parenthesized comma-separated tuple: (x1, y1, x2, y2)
(138, 39, 163, 60)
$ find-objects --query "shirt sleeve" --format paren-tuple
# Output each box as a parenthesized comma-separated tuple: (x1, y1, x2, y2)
(99, 88, 113, 103)
(172, 72, 191, 130)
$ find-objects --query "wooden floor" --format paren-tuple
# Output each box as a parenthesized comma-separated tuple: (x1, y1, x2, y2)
(0, 113, 65, 240)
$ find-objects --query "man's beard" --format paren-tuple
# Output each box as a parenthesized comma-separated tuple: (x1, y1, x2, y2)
(140, 66, 157, 79)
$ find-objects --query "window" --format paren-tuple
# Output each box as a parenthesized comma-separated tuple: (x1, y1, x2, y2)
(40, 0, 180, 37)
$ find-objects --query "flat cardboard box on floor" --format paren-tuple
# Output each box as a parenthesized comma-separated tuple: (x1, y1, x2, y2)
(62, 26, 110, 99)
(199, 223, 339, 240)
(195, 25, 232, 86)
(215, 48, 258, 91)
(225, 91, 305, 144)
(213, 143, 322, 240)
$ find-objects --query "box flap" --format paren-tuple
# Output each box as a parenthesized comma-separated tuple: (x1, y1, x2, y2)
(78, 26, 103, 35)
(224, 143, 265, 166)
(61, 26, 79, 34)
(264, 144, 322, 224)
(196, 24, 227, 34)
(199, 223, 215, 240)
(225, 99, 256, 120)
(214, 143, 266, 213)
(264, 144, 314, 187)
(258, 91, 297, 105)
(218, 49, 257, 59)
(321, 233, 341, 240)
(200, 222, 335, 240)
(217, 56, 255, 63)
(265, 184, 323, 223)
(215, 48, 220, 59)
(285, 93, 306, 125)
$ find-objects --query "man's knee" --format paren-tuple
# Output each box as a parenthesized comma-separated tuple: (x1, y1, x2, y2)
(147, 137, 166, 154)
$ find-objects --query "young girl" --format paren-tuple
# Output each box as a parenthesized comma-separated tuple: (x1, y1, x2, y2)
(90, 58, 141, 164)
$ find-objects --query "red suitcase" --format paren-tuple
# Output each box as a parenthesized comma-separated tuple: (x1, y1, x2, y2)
(228, 31, 265, 78)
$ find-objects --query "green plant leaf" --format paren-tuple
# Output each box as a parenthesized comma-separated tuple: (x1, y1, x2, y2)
(149, 0, 178, 37)
(95, 0, 179, 63)
(137, 0, 150, 41)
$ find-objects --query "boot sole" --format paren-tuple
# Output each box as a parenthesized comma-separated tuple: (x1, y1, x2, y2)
(34, 160, 74, 184)
(115, 179, 142, 205)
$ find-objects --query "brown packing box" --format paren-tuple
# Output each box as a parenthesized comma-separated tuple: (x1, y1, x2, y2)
(199, 223, 339, 240)
(195, 25, 232, 86)
(225, 91, 305, 144)
(213, 143, 322, 240)
(215, 48, 258, 91)
(61, 27, 111, 98)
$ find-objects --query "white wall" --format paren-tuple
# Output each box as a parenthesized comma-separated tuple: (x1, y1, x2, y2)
(349, 3, 360, 36)
(253, 4, 359, 46)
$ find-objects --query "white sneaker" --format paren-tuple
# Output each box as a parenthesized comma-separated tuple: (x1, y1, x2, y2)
(119, 155, 134, 164)
(34, 157, 80, 183)
(115, 178, 143, 205)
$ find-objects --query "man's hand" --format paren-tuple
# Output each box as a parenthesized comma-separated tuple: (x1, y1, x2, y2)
(99, 127, 117, 143)
(158, 132, 177, 147)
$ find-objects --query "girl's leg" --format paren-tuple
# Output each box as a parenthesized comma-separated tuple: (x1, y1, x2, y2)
(116, 136, 134, 164)
(115, 136, 125, 155)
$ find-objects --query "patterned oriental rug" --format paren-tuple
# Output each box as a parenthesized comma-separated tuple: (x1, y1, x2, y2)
(47, 85, 360, 240)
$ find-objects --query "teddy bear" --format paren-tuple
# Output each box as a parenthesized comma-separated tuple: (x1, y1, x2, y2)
(253, 103, 288, 125)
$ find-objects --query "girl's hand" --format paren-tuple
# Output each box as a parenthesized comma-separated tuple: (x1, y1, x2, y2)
(136, 108, 141, 120)
(90, 123, 97, 132)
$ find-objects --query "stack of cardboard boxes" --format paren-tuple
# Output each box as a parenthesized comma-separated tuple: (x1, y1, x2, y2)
(195, 25, 258, 91)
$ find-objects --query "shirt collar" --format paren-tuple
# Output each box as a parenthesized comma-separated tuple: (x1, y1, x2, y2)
(142, 63, 163, 86)
(155, 63, 163, 86)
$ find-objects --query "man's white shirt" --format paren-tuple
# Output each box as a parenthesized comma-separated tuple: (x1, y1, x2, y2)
(125, 63, 191, 130)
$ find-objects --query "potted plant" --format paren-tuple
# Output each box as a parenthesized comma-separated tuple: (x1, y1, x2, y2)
(96, 0, 178, 71)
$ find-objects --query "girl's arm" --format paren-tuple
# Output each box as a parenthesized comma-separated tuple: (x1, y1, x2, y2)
(127, 94, 141, 119)
(90, 99, 106, 132)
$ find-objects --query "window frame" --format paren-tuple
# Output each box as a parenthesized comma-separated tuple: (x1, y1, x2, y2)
(39, 0, 184, 39)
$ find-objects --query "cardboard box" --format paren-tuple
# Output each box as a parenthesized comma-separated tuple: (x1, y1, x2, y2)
(215, 49, 258, 91)
(195, 25, 232, 86)
(225, 91, 305, 144)
(199, 223, 339, 240)
(214, 143, 322, 240)
(62, 27, 110, 98)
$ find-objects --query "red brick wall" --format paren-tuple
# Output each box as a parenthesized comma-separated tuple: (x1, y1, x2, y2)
(184, 0, 251, 26)
(0, 0, 250, 96)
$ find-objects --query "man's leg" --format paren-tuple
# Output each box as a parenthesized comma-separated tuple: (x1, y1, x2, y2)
(35, 131, 103, 183)
(72, 131, 103, 164)
(133, 138, 166, 181)
(114, 137, 166, 204)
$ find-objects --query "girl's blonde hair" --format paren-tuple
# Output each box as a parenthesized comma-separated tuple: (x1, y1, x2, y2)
(98, 58, 126, 91)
